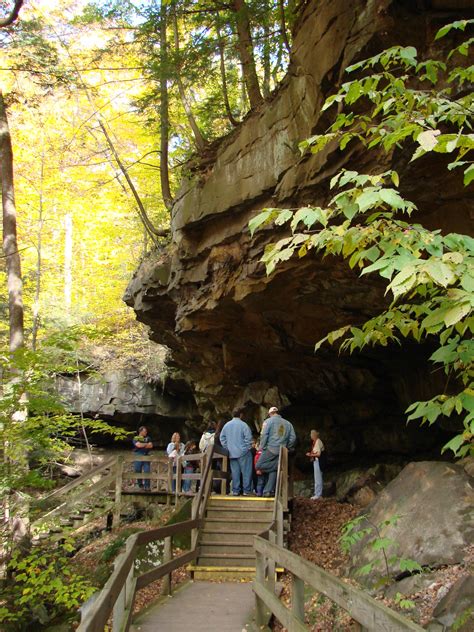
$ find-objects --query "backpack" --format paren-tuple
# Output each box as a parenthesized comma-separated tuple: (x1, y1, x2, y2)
(199, 431, 215, 452)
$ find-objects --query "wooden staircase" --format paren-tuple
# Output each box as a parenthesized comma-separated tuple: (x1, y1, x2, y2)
(191, 495, 274, 580)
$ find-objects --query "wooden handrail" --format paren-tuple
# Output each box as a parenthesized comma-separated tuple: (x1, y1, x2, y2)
(254, 448, 423, 632)
(42, 457, 116, 500)
(253, 536, 424, 631)
(77, 447, 221, 632)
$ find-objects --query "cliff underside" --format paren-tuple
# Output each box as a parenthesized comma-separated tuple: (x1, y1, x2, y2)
(125, 0, 474, 466)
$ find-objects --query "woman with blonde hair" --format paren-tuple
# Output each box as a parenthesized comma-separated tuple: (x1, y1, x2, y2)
(167, 432, 184, 491)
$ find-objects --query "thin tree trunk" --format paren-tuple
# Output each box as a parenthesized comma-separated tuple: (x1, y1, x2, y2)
(0, 0, 23, 27)
(160, 2, 173, 210)
(96, 119, 165, 240)
(262, 0, 271, 97)
(216, 21, 239, 126)
(232, 0, 263, 109)
(172, 11, 207, 152)
(48, 25, 169, 236)
(31, 149, 45, 351)
(278, 0, 291, 53)
(64, 213, 72, 314)
(0, 90, 24, 353)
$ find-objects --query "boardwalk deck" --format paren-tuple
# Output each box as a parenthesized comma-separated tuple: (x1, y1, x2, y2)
(130, 580, 255, 632)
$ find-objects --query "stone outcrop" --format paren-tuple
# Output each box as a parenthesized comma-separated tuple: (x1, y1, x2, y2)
(124, 0, 473, 461)
(347, 461, 474, 585)
(56, 370, 197, 445)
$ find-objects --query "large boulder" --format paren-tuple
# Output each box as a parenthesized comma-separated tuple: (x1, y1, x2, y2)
(428, 575, 474, 632)
(347, 461, 474, 586)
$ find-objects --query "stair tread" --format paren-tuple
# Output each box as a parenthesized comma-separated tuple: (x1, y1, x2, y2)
(200, 540, 254, 547)
(202, 529, 261, 535)
(199, 552, 255, 559)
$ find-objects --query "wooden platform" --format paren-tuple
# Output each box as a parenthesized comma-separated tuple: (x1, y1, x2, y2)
(130, 580, 255, 631)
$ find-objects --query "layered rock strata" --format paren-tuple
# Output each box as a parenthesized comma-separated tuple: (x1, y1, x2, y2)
(125, 0, 473, 461)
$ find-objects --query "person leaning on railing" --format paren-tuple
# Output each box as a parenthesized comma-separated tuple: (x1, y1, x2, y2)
(132, 426, 153, 491)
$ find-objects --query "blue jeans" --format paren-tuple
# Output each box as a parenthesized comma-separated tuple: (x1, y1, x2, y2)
(229, 451, 253, 495)
(183, 466, 194, 492)
(134, 460, 150, 489)
(313, 459, 323, 497)
(256, 474, 266, 496)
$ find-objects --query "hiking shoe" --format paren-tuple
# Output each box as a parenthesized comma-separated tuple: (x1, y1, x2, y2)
(311, 495, 322, 500)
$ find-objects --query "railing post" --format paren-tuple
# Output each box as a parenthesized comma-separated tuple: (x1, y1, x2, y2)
(221, 455, 228, 495)
(167, 460, 172, 505)
(268, 531, 276, 593)
(162, 535, 172, 596)
(255, 547, 266, 627)
(113, 456, 123, 529)
(282, 448, 288, 511)
(175, 456, 182, 506)
(291, 573, 305, 628)
(276, 500, 284, 548)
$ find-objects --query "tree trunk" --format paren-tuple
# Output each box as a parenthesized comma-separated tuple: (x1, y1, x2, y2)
(31, 149, 44, 351)
(0, 0, 23, 28)
(232, 0, 263, 109)
(262, 0, 271, 97)
(63, 213, 73, 314)
(172, 11, 207, 152)
(0, 90, 24, 353)
(278, 0, 291, 53)
(216, 21, 239, 126)
(160, 3, 173, 210)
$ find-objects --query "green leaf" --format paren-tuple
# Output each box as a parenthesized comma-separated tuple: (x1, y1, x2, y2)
(464, 164, 474, 186)
(379, 188, 405, 209)
(424, 261, 456, 287)
(356, 189, 381, 212)
(443, 302, 471, 327)
(249, 209, 275, 237)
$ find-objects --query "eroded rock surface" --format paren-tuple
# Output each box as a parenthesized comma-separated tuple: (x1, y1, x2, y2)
(56, 370, 197, 444)
(347, 461, 474, 585)
(125, 0, 473, 462)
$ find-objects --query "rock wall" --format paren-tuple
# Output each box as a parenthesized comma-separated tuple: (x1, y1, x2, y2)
(56, 370, 197, 445)
(125, 0, 473, 463)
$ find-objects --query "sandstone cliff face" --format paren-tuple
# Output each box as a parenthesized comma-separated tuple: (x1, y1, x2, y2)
(125, 0, 472, 462)
(56, 370, 197, 445)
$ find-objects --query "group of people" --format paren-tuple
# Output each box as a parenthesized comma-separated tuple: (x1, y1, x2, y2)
(132, 407, 325, 500)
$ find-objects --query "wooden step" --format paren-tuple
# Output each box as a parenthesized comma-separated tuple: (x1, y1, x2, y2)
(201, 529, 260, 544)
(200, 542, 255, 557)
(209, 496, 274, 509)
(203, 519, 271, 533)
(189, 565, 256, 581)
(197, 553, 256, 567)
(205, 509, 273, 521)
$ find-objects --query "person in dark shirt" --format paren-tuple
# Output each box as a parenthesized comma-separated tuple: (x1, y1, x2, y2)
(133, 426, 153, 490)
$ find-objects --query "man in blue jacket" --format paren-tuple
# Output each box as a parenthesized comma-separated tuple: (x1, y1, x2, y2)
(220, 409, 253, 496)
(256, 406, 296, 497)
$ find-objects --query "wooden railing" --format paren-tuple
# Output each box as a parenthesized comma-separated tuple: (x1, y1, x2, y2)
(77, 446, 225, 632)
(33, 450, 229, 535)
(77, 518, 201, 632)
(253, 449, 424, 632)
(253, 534, 424, 632)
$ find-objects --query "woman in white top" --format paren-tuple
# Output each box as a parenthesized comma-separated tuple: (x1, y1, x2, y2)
(167, 432, 184, 491)
(306, 429, 324, 500)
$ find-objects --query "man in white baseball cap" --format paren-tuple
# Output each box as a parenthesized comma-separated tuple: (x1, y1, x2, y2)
(255, 406, 296, 496)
